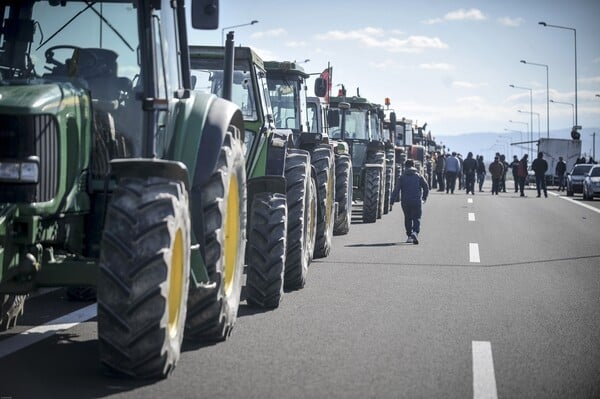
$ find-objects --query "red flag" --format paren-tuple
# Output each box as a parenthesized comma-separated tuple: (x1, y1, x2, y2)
(320, 67, 332, 103)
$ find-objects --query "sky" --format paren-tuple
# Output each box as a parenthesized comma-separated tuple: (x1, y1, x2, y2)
(189, 0, 600, 143)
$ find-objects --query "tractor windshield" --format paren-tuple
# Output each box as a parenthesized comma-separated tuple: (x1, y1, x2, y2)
(0, 1, 139, 83)
(267, 77, 299, 130)
(370, 112, 382, 141)
(330, 109, 368, 140)
(191, 59, 258, 122)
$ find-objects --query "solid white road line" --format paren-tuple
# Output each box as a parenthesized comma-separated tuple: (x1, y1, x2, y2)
(472, 341, 498, 399)
(468, 212, 476, 221)
(468, 198, 474, 203)
(550, 192, 600, 215)
(0, 303, 97, 359)
(469, 243, 480, 263)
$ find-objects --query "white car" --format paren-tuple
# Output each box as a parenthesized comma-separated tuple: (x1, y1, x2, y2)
(582, 165, 600, 200)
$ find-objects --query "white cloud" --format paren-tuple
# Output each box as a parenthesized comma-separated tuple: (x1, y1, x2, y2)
(369, 60, 399, 69)
(453, 81, 488, 89)
(497, 16, 524, 27)
(457, 96, 485, 104)
(251, 28, 287, 39)
(316, 28, 448, 53)
(423, 8, 487, 24)
(285, 41, 307, 48)
(578, 76, 600, 84)
(420, 63, 453, 70)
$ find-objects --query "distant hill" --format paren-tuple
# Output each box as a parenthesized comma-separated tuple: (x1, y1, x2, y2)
(435, 127, 599, 163)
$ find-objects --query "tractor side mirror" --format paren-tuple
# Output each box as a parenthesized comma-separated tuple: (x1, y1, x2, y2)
(327, 109, 340, 127)
(191, 0, 219, 30)
(314, 77, 327, 97)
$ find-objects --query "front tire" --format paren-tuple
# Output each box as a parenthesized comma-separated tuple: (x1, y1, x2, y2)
(185, 130, 246, 341)
(98, 177, 190, 379)
(285, 150, 316, 290)
(333, 154, 352, 235)
(363, 167, 381, 223)
(312, 144, 336, 259)
(245, 192, 287, 308)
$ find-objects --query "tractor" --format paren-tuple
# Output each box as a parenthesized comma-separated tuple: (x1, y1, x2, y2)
(189, 46, 317, 309)
(264, 60, 336, 257)
(327, 93, 388, 223)
(0, 0, 247, 379)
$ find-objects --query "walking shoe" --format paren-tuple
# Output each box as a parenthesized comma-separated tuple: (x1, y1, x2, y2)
(406, 236, 413, 244)
(411, 233, 419, 245)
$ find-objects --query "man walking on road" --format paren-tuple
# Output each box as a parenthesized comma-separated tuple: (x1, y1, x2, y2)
(445, 152, 460, 194)
(517, 154, 529, 197)
(398, 159, 429, 245)
(510, 155, 520, 193)
(532, 151, 548, 198)
(462, 152, 477, 195)
(489, 156, 504, 195)
(555, 156, 567, 191)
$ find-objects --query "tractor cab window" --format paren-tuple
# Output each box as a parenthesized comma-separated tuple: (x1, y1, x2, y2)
(340, 109, 368, 140)
(370, 112, 382, 141)
(268, 77, 300, 130)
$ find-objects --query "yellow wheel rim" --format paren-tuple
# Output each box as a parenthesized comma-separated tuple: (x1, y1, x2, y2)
(224, 173, 240, 296)
(168, 229, 184, 339)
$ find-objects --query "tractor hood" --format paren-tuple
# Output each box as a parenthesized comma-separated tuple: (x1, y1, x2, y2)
(0, 82, 85, 115)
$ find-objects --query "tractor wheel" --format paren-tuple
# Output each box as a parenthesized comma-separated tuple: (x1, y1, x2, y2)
(98, 176, 190, 379)
(333, 154, 352, 235)
(245, 192, 287, 308)
(312, 144, 336, 259)
(284, 150, 317, 290)
(185, 129, 246, 341)
(363, 167, 381, 223)
(383, 150, 395, 214)
(1, 294, 27, 331)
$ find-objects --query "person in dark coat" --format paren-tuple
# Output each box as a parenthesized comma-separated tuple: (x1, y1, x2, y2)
(476, 155, 486, 192)
(555, 156, 567, 191)
(531, 151, 548, 197)
(488, 156, 504, 195)
(462, 152, 477, 195)
(517, 154, 529, 197)
(510, 155, 520, 193)
(398, 159, 429, 245)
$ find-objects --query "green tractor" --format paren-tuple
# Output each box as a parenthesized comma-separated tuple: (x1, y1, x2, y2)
(306, 96, 352, 236)
(327, 93, 389, 223)
(0, 0, 247, 379)
(264, 60, 336, 257)
(189, 46, 317, 309)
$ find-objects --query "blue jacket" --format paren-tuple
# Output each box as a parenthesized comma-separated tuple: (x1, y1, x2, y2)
(399, 167, 429, 204)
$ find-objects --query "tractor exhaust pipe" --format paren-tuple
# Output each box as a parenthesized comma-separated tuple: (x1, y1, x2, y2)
(223, 31, 235, 101)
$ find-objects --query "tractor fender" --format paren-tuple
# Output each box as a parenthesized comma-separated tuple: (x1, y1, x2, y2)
(192, 96, 244, 189)
(110, 158, 191, 190)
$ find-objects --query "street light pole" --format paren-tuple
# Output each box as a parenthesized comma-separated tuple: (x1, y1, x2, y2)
(539, 22, 577, 127)
(520, 60, 549, 138)
(518, 110, 540, 140)
(221, 20, 259, 45)
(510, 84, 533, 156)
(549, 99, 575, 127)
(509, 119, 531, 158)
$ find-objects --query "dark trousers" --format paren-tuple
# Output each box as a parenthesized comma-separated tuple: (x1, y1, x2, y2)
(445, 171, 457, 193)
(477, 172, 485, 191)
(491, 177, 501, 194)
(436, 171, 445, 190)
(518, 176, 526, 196)
(401, 201, 422, 236)
(535, 174, 547, 196)
(465, 173, 476, 194)
(512, 173, 519, 192)
(557, 174, 565, 190)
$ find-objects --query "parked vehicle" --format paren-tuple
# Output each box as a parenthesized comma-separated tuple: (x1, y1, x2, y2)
(0, 0, 247, 379)
(582, 165, 600, 200)
(566, 164, 594, 196)
(189, 46, 318, 309)
(537, 138, 582, 185)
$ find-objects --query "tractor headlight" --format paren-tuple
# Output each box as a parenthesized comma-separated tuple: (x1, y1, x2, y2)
(0, 157, 39, 183)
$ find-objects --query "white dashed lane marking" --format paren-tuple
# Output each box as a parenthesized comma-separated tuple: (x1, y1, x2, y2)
(0, 303, 97, 358)
(469, 243, 480, 263)
(468, 198, 474, 203)
(468, 212, 476, 221)
(472, 341, 498, 399)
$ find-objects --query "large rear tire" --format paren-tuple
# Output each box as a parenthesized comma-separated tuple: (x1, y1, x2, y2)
(312, 144, 336, 259)
(333, 154, 352, 235)
(284, 150, 316, 290)
(98, 176, 190, 379)
(245, 193, 287, 308)
(383, 150, 395, 214)
(185, 130, 246, 341)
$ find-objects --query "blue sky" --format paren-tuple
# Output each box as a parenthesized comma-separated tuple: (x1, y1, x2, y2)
(189, 0, 600, 140)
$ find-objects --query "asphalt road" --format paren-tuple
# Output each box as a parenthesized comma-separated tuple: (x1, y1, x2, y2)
(1, 182, 599, 399)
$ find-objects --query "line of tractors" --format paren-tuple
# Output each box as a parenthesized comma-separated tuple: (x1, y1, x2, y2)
(0, 0, 440, 379)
